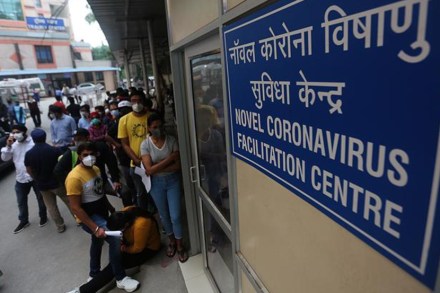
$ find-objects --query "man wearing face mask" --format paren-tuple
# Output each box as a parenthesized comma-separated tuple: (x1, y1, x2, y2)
(108, 101, 136, 205)
(65, 142, 140, 292)
(1, 124, 47, 234)
(55, 128, 133, 207)
(78, 104, 91, 129)
(118, 91, 155, 211)
(49, 105, 77, 152)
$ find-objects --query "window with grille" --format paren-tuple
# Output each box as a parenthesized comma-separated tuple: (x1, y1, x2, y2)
(35, 46, 53, 64)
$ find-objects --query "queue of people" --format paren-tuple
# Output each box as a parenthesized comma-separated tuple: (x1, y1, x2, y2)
(1, 86, 188, 292)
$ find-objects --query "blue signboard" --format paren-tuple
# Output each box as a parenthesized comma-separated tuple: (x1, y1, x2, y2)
(26, 17, 65, 31)
(223, 0, 440, 288)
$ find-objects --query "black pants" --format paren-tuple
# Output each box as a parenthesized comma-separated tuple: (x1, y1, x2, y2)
(30, 112, 41, 127)
(79, 248, 159, 293)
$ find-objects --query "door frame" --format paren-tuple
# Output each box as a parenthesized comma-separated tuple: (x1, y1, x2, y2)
(171, 32, 241, 292)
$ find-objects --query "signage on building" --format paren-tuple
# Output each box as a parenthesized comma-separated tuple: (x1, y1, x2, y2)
(25, 17, 65, 31)
(223, 0, 440, 288)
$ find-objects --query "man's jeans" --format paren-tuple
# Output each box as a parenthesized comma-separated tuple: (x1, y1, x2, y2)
(81, 214, 126, 281)
(15, 181, 47, 223)
(150, 173, 183, 239)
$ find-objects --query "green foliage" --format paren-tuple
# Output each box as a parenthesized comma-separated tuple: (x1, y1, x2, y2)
(85, 12, 96, 24)
(92, 45, 114, 60)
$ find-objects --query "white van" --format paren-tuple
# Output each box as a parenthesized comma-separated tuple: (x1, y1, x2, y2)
(0, 79, 28, 102)
(0, 78, 46, 103)
(20, 78, 47, 97)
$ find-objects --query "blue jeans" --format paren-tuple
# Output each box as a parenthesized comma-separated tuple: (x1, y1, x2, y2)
(150, 172, 183, 239)
(15, 181, 47, 223)
(81, 214, 126, 281)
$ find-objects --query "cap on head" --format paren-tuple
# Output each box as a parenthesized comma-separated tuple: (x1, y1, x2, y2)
(49, 104, 63, 114)
(90, 111, 100, 119)
(30, 128, 46, 143)
(118, 100, 132, 108)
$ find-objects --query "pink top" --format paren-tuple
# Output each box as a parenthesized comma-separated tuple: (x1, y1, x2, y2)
(88, 124, 108, 141)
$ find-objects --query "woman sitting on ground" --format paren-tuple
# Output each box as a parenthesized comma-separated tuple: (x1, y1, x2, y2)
(67, 206, 161, 293)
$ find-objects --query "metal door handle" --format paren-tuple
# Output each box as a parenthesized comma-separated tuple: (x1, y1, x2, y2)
(190, 166, 198, 183)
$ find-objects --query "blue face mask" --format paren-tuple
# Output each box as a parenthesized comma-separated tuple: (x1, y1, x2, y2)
(110, 109, 119, 118)
(150, 126, 165, 138)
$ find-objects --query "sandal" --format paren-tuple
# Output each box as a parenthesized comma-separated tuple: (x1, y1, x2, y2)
(167, 243, 177, 258)
(177, 249, 189, 263)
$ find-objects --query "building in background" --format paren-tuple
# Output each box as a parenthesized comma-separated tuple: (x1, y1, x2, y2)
(0, 0, 119, 96)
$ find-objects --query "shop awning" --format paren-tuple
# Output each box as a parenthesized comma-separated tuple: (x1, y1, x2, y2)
(0, 67, 120, 77)
(86, 0, 169, 65)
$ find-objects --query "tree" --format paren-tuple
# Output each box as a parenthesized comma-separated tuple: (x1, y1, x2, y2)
(84, 4, 96, 24)
(85, 12, 96, 24)
(92, 45, 114, 60)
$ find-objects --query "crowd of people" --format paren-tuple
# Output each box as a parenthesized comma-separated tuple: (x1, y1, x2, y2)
(0, 86, 187, 293)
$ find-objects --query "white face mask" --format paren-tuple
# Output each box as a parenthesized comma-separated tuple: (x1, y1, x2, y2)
(49, 113, 55, 119)
(13, 132, 25, 142)
(132, 103, 144, 113)
(80, 111, 89, 118)
(82, 155, 96, 167)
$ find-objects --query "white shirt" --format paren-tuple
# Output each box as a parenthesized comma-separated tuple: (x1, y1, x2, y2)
(1, 136, 34, 183)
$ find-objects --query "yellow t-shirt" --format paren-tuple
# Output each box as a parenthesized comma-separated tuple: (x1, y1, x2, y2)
(123, 216, 161, 253)
(118, 112, 149, 166)
(65, 165, 104, 203)
(121, 206, 161, 254)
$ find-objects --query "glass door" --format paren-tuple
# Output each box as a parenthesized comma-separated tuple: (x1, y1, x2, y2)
(185, 37, 234, 293)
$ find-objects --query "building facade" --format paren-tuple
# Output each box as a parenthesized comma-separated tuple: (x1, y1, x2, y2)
(0, 0, 118, 95)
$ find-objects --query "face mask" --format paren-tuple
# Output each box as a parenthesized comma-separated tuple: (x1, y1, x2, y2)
(49, 113, 55, 119)
(80, 112, 89, 118)
(132, 103, 144, 113)
(82, 155, 96, 167)
(91, 118, 101, 126)
(150, 128, 162, 138)
(13, 132, 25, 142)
(105, 109, 110, 114)
(110, 110, 119, 118)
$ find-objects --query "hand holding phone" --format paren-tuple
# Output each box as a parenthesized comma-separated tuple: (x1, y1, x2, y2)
(6, 134, 15, 146)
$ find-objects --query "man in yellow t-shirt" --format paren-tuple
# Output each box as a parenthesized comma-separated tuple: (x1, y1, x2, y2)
(118, 91, 154, 211)
(65, 142, 140, 292)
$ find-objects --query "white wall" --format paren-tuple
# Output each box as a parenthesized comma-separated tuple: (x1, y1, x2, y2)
(167, 0, 218, 45)
(53, 45, 73, 67)
(0, 44, 20, 70)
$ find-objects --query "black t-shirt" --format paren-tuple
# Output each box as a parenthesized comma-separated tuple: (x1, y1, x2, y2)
(24, 143, 63, 191)
(67, 104, 81, 118)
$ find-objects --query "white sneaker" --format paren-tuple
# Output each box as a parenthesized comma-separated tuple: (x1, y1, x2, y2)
(65, 287, 79, 293)
(116, 276, 140, 292)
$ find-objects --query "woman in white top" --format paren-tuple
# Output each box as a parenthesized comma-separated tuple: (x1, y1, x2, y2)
(140, 113, 188, 262)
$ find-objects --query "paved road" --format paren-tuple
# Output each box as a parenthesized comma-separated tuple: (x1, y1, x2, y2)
(0, 97, 187, 293)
